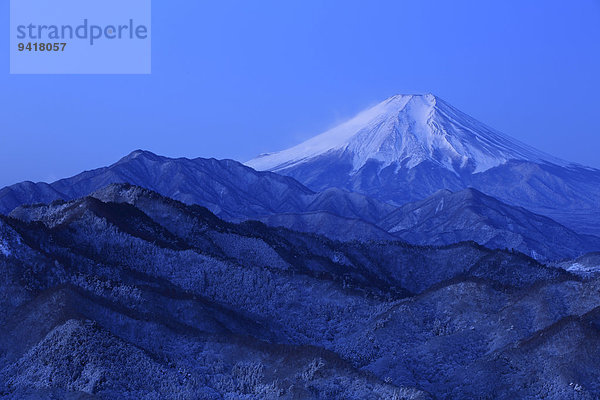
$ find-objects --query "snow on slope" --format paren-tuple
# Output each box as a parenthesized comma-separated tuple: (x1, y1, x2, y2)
(0, 222, 13, 257)
(247, 94, 566, 174)
(0, 239, 10, 257)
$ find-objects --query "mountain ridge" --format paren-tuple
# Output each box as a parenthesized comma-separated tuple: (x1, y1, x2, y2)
(381, 187, 600, 260)
(3, 183, 600, 399)
(0, 150, 395, 225)
(246, 94, 600, 235)
(3, 150, 598, 258)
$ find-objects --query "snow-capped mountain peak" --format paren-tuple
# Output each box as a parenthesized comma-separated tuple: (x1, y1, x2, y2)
(247, 94, 565, 174)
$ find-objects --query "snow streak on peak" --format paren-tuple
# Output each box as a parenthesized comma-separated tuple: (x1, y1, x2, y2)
(247, 94, 566, 174)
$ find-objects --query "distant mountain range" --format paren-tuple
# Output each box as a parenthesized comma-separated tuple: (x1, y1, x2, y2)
(380, 187, 600, 260)
(1, 147, 598, 260)
(0, 149, 395, 224)
(247, 94, 600, 236)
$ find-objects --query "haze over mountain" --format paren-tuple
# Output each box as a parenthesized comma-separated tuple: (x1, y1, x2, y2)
(247, 94, 600, 236)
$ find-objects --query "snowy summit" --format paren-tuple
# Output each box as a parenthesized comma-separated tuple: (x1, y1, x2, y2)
(247, 94, 565, 175)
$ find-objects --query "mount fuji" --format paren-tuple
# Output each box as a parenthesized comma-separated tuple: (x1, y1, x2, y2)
(247, 94, 600, 235)
(248, 94, 565, 174)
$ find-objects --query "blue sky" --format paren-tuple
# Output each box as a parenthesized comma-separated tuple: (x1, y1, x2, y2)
(1, 0, 599, 187)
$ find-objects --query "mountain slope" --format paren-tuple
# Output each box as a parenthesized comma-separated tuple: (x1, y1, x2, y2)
(3, 185, 600, 399)
(554, 252, 600, 278)
(0, 151, 313, 219)
(247, 94, 600, 235)
(3, 150, 596, 257)
(257, 211, 395, 241)
(380, 188, 600, 260)
(0, 150, 395, 227)
(0, 213, 425, 399)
